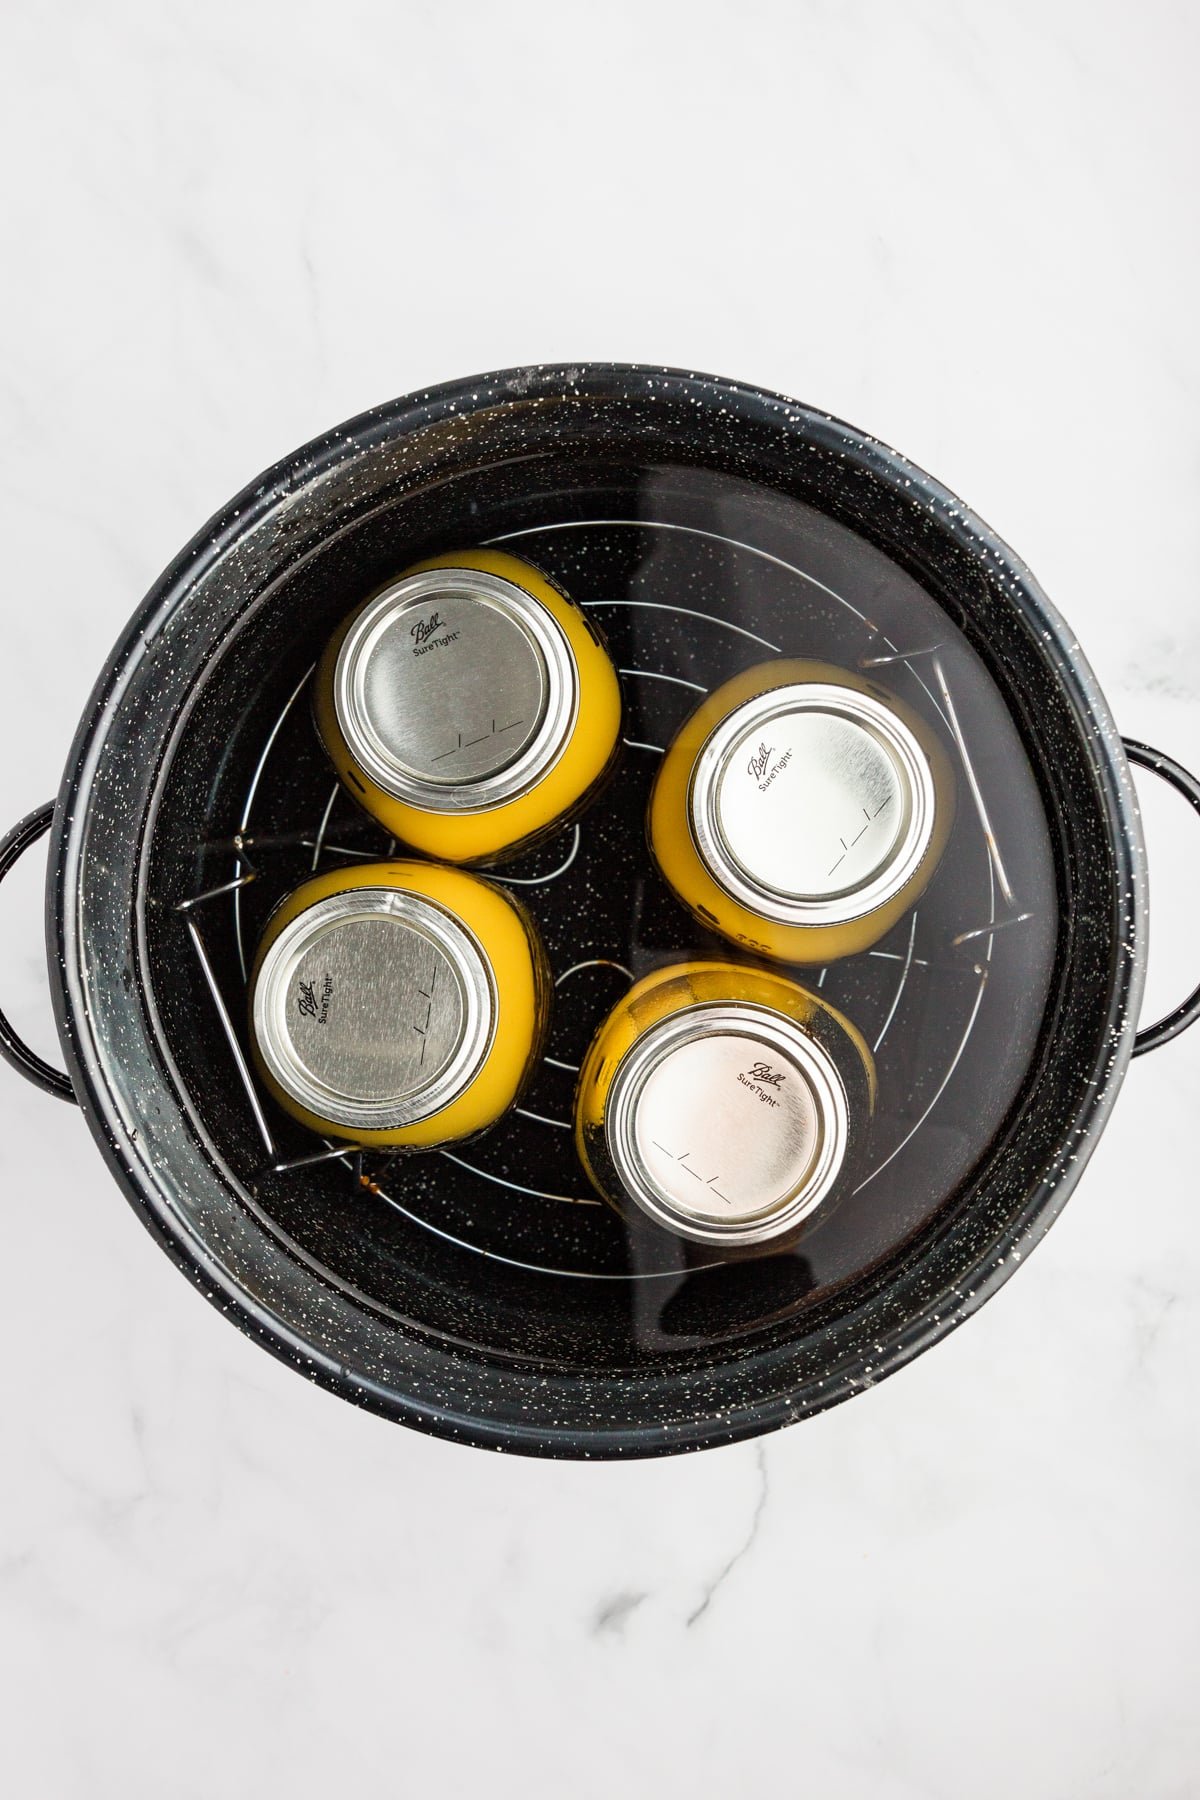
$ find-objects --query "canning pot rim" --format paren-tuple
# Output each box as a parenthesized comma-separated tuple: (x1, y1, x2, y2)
(43, 363, 1145, 1457)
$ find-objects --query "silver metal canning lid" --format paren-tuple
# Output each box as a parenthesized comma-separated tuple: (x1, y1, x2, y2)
(604, 1002, 851, 1245)
(687, 682, 938, 926)
(251, 887, 497, 1132)
(333, 566, 580, 813)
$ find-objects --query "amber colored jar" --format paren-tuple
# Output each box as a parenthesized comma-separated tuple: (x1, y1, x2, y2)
(648, 659, 955, 963)
(313, 549, 622, 865)
(249, 860, 549, 1149)
(575, 961, 875, 1249)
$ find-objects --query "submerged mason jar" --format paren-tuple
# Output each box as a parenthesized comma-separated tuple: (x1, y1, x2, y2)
(649, 660, 955, 963)
(575, 961, 876, 1249)
(314, 549, 622, 864)
(249, 860, 550, 1148)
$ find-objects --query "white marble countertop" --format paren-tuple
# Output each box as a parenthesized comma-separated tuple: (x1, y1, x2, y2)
(2, 4, 1198, 1795)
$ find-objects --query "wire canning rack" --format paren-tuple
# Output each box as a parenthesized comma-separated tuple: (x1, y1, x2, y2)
(176, 512, 1053, 1299)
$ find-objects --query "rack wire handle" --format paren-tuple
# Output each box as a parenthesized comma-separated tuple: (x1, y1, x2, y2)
(1126, 740, 1200, 1056)
(0, 801, 76, 1102)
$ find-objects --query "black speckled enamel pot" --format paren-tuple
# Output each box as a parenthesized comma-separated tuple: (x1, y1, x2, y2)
(3, 366, 1199, 1459)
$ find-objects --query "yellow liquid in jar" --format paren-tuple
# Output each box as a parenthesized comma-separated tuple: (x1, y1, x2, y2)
(249, 859, 550, 1149)
(648, 659, 955, 963)
(314, 549, 622, 865)
(575, 960, 876, 1244)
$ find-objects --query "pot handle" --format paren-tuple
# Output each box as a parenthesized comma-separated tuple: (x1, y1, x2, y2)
(0, 802, 76, 1102)
(1125, 739, 1200, 1057)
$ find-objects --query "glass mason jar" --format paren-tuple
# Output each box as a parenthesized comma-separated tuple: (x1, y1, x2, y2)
(249, 860, 550, 1149)
(313, 549, 622, 864)
(648, 659, 955, 963)
(575, 961, 876, 1250)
